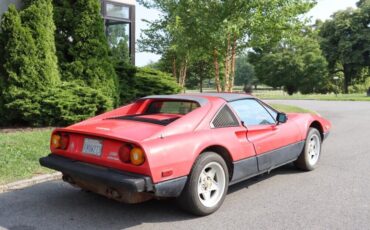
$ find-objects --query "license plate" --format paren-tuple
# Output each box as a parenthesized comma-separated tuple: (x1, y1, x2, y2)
(82, 138, 103, 156)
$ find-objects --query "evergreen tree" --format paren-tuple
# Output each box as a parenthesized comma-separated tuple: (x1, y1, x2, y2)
(54, 0, 119, 107)
(0, 1, 60, 126)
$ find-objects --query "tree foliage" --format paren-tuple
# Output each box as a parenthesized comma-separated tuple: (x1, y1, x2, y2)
(139, 0, 315, 92)
(38, 82, 111, 126)
(319, 1, 370, 93)
(234, 55, 256, 88)
(134, 67, 182, 98)
(250, 30, 331, 95)
(53, 0, 119, 106)
(0, 1, 60, 126)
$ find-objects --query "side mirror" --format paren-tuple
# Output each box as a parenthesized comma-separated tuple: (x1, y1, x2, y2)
(277, 113, 288, 124)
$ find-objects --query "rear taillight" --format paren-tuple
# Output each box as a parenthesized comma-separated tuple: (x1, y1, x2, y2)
(60, 134, 69, 150)
(118, 144, 145, 166)
(51, 134, 61, 149)
(51, 133, 69, 150)
(118, 144, 131, 163)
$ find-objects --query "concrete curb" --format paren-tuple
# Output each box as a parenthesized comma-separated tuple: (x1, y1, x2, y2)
(0, 172, 62, 194)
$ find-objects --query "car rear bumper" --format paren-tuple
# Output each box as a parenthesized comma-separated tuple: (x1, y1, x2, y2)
(39, 154, 187, 197)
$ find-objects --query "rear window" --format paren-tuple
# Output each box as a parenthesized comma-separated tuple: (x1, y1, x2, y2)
(107, 100, 200, 125)
(146, 100, 200, 115)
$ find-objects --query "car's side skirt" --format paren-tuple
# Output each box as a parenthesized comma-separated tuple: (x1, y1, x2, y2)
(230, 141, 305, 185)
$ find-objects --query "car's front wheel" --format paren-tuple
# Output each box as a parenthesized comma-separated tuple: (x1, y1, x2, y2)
(177, 152, 229, 216)
(295, 128, 322, 171)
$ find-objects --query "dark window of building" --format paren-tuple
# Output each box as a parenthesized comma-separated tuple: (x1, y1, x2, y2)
(106, 3, 130, 19)
(102, 1, 135, 64)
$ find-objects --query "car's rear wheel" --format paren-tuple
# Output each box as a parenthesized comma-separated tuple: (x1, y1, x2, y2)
(295, 128, 322, 171)
(177, 152, 229, 216)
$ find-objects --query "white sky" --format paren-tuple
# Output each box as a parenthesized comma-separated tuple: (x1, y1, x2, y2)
(135, 0, 359, 66)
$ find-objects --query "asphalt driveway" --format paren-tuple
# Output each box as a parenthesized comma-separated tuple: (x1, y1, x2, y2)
(0, 100, 369, 230)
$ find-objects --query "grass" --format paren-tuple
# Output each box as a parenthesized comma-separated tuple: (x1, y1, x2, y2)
(186, 88, 370, 101)
(0, 102, 312, 185)
(256, 91, 370, 101)
(0, 129, 53, 185)
(270, 104, 315, 114)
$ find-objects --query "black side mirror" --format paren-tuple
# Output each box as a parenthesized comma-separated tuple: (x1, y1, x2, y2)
(277, 113, 288, 124)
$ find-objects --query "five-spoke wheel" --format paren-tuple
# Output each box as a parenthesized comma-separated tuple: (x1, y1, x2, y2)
(295, 128, 322, 171)
(197, 162, 226, 208)
(177, 152, 229, 216)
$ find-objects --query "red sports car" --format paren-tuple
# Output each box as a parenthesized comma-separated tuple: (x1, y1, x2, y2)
(40, 93, 331, 215)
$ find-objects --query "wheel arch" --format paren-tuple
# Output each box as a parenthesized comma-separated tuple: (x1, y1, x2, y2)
(310, 121, 324, 140)
(200, 145, 234, 180)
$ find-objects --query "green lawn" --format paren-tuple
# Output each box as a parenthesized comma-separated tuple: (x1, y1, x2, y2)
(270, 104, 315, 114)
(0, 129, 53, 184)
(186, 88, 370, 101)
(256, 92, 370, 101)
(0, 102, 313, 185)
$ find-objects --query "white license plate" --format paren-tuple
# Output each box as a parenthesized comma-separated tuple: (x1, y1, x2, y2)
(82, 138, 103, 156)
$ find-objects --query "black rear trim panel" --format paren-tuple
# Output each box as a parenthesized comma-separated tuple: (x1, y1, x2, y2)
(39, 154, 152, 192)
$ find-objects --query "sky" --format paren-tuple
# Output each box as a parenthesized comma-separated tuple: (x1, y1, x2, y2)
(135, 0, 359, 67)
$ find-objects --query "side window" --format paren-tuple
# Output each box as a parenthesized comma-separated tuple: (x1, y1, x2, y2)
(212, 105, 240, 128)
(262, 103, 278, 121)
(229, 99, 276, 126)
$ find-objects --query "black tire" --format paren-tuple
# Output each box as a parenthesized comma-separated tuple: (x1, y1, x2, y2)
(177, 152, 229, 216)
(294, 128, 322, 171)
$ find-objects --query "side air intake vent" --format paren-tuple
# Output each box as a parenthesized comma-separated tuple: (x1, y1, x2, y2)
(212, 106, 239, 128)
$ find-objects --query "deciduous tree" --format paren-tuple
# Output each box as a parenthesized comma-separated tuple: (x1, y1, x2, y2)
(319, 1, 370, 93)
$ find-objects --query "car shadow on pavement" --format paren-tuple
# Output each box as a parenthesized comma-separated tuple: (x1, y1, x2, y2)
(0, 163, 303, 230)
(0, 181, 195, 230)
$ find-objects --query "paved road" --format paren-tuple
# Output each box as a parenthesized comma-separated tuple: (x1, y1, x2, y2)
(1, 100, 370, 230)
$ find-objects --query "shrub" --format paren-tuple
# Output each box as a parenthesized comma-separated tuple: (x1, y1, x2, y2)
(115, 61, 138, 104)
(134, 67, 182, 99)
(116, 67, 182, 105)
(38, 82, 111, 126)
(349, 77, 370, 94)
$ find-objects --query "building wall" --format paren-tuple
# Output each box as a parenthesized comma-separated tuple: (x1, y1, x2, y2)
(0, 0, 22, 18)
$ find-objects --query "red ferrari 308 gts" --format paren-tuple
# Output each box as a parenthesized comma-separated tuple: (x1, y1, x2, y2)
(40, 93, 331, 215)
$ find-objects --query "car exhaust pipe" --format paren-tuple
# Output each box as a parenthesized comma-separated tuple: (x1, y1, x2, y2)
(106, 188, 122, 200)
(62, 175, 75, 185)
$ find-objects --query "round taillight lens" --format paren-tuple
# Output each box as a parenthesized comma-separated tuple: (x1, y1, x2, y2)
(130, 147, 145, 166)
(51, 134, 61, 149)
(118, 144, 131, 163)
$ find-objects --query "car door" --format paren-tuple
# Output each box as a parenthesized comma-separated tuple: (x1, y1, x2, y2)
(228, 99, 303, 172)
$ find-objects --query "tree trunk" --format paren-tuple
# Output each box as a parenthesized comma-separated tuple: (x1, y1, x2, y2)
(228, 34, 237, 92)
(224, 33, 231, 92)
(172, 57, 177, 81)
(200, 74, 203, 93)
(213, 49, 221, 92)
(179, 60, 188, 88)
(343, 64, 351, 94)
